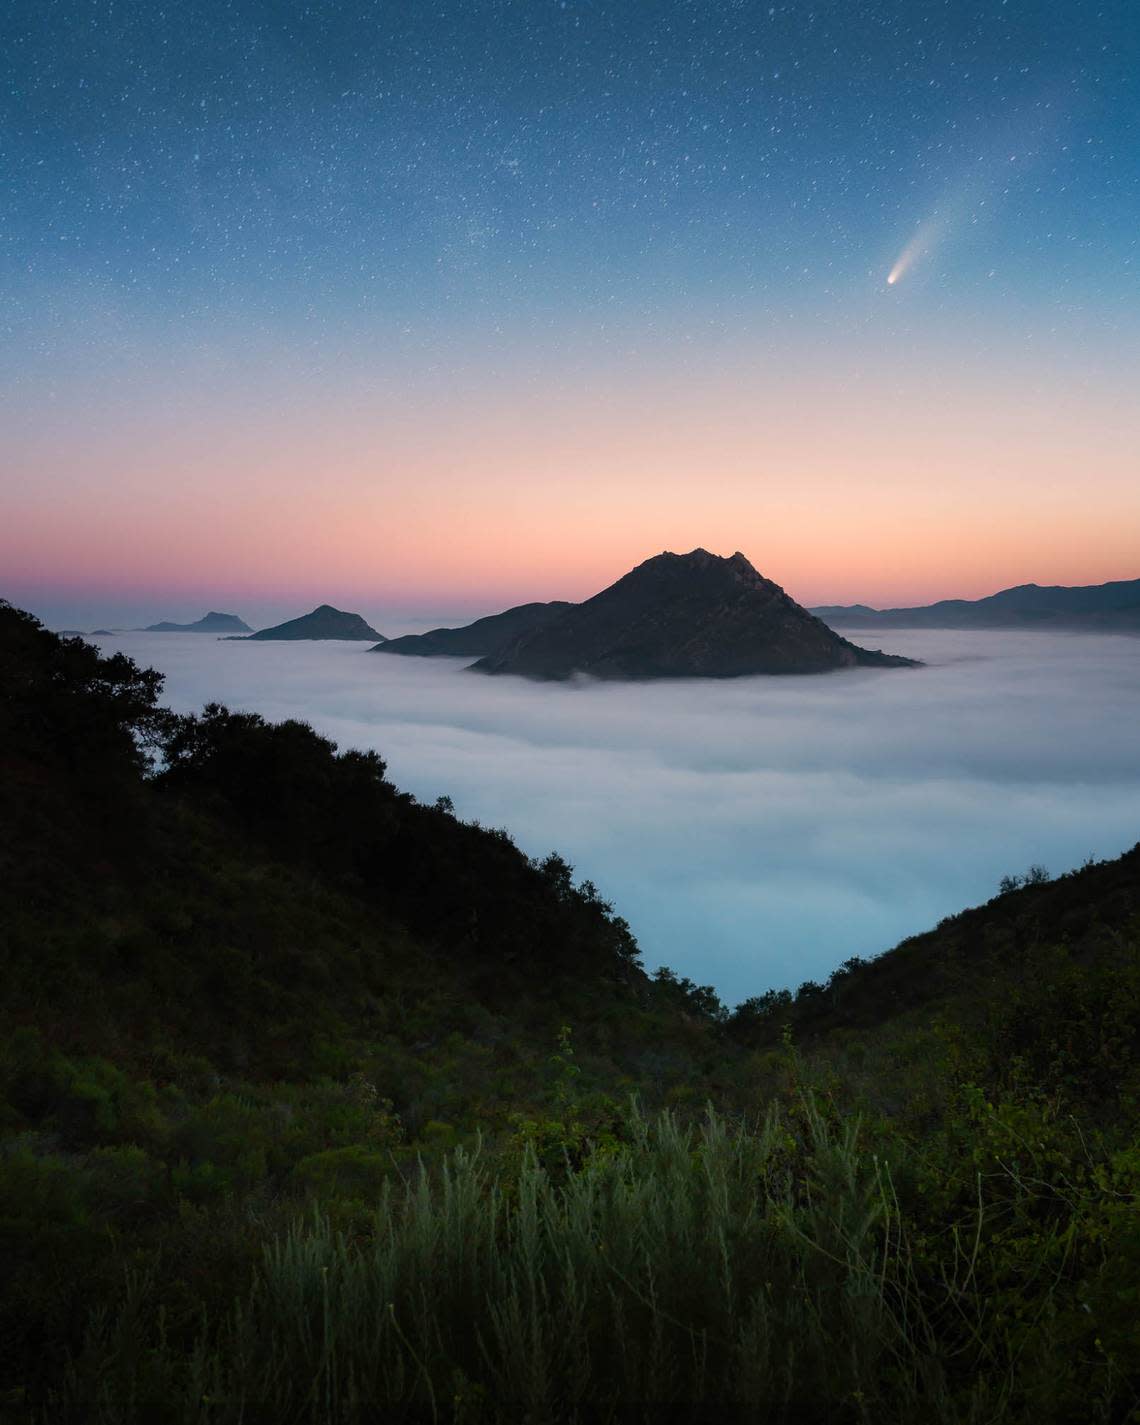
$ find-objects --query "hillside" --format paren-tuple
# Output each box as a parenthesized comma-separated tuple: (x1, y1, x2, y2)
(728, 847, 1140, 1083)
(0, 603, 708, 1390)
(142, 611, 252, 633)
(813, 576, 1140, 630)
(0, 606, 649, 1068)
(374, 599, 573, 658)
(240, 604, 385, 641)
(1, 602, 1137, 1420)
(475, 549, 918, 679)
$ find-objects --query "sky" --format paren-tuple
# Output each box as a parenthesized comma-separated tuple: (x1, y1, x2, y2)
(3, 0, 1139, 627)
(99, 626, 1140, 1004)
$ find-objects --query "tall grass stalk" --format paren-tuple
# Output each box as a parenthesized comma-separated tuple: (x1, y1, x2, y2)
(53, 1102, 1085, 1422)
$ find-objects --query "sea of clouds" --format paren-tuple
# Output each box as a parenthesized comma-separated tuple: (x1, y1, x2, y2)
(95, 626, 1140, 1005)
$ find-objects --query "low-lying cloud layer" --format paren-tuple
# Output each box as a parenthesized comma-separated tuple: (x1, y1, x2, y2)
(100, 627, 1140, 1005)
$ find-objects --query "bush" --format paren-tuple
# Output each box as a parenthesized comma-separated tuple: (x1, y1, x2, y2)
(292, 1145, 391, 1202)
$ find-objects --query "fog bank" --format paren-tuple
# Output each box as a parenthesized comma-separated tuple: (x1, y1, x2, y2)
(96, 627, 1140, 1004)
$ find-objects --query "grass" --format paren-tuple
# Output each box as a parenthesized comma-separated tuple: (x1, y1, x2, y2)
(44, 1098, 1136, 1424)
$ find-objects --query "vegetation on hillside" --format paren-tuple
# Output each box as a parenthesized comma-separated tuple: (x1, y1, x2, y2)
(1, 601, 1137, 1421)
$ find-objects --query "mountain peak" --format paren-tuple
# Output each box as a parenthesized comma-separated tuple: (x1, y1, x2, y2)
(245, 606, 385, 641)
(473, 549, 918, 680)
(643, 547, 724, 566)
(641, 547, 762, 575)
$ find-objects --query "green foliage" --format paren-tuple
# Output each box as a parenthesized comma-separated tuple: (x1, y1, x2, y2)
(160, 702, 394, 872)
(0, 600, 168, 780)
(2, 605, 1140, 1419)
(40, 1102, 1140, 1422)
(292, 1145, 391, 1201)
(652, 965, 726, 1020)
(999, 863, 1053, 893)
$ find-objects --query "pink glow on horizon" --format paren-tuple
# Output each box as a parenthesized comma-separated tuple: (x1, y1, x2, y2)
(5, 328, 1139, 617)
(9, 495, 1138, 618)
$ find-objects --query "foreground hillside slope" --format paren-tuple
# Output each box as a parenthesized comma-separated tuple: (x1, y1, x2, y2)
(0, 605, 648, 1072)
(1, 602, 1137, 1421)
(475, 549, 918, 679)
(739, 846, 1140, 1039)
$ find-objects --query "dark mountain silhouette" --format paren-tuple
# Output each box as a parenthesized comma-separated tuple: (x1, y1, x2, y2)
(813, 577, 1140, 631)
(237, 605, 386, 641)
(143, 611, 252, 633)
(373, 601, 573, 658)
(473, 549, 918, 680)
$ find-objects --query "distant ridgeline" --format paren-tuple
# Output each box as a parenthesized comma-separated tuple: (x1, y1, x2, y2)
(142, 611, 252, 633)
(376, 548, 918, 678)
(812, 576, 1140, 630)
(1, 600, 1138, 1418)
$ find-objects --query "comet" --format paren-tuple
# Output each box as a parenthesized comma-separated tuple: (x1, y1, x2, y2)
(884, 95, 1060, 287)
(886, 215, 944, 287)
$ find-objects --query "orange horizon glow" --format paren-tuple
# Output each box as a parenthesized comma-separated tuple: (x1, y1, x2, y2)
(8, 504, 1137, 622)
(5, 320, 1139, 619)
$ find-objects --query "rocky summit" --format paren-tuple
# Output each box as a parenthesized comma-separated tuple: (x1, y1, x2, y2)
(472, 549, 919, 680)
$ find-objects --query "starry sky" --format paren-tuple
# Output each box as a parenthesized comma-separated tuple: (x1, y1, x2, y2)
(4, 0, 1138, 627)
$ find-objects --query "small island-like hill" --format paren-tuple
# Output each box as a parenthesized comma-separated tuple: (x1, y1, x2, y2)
(238, 604, 386, 641)
(472, 548, 918, 680)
